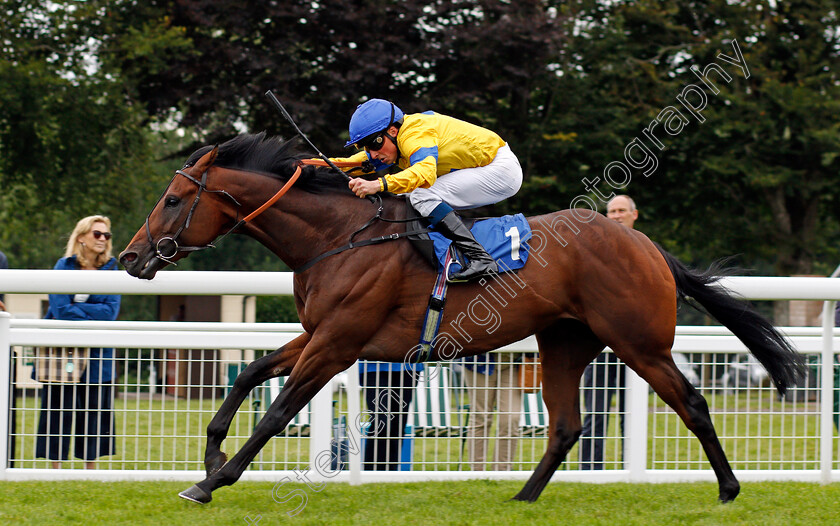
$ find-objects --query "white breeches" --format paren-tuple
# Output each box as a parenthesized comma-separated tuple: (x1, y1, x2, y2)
(408, 144, 523, 217)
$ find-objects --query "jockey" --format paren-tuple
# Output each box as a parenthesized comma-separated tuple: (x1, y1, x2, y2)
(334, 99, 523, 282)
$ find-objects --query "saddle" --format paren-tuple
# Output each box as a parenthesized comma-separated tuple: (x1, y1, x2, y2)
(404, 201, 531, 275)
(405, 201, 474, 269)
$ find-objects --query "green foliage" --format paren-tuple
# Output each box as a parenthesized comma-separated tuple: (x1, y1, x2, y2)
(0, 1, 166, 270)
(4, 0, 840, 284)
(560, 0, 840, 275)
(256, 295, 299, 323)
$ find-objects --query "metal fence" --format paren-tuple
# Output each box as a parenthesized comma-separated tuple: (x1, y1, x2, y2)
(1, 271, 839, 485)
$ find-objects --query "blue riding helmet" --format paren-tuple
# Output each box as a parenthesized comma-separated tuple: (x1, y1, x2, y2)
(344, 99, 404, 148)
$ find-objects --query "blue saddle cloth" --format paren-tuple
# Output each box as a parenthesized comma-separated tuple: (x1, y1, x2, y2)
(428, 213, 532, 275)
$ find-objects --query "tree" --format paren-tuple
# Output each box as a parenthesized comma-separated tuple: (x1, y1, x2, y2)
(537, 0, 840, 279)
(95, 1, 569, 176)
(8, 0, 839, 288)
(0, 1, 165, 270)
(96, 1, 436, 144)
(672, 0, 840, 277)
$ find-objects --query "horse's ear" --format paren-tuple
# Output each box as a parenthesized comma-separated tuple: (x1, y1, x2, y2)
(191, 145, 219, 173)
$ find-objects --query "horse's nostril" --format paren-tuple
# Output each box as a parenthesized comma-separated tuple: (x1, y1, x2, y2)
(121, 252, 137, 264)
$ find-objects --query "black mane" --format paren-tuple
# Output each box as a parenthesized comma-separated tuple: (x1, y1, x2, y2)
(184, 132, 351, 193)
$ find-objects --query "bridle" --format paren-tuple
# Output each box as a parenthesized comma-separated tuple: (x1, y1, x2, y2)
(144, 91, 424, 270)
(144, 158, 374, 266)
(145, 161, 304, 266)
(146, 157, 428, 270)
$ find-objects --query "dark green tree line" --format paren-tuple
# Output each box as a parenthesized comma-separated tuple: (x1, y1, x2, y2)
(529, 0, 840, 278)
(3, 0, 840, 288)
(0, 0, 167, 269)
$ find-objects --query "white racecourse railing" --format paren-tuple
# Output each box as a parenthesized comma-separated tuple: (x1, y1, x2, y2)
(0, 270, 839, 486)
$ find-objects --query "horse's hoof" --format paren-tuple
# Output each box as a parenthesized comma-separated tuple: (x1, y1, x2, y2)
(179, 485, 212, 504)
(718, 482, 740, 503)
(509, 490, 537, 503)
(205, 452, 228, 477)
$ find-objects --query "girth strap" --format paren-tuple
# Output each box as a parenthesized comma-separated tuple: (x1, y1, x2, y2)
(412, 251, 451, 363)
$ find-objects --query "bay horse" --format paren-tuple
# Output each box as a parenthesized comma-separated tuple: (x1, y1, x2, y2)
(119, 133, 804, 505)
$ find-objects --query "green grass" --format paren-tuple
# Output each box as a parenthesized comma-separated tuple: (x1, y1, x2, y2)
(7, 386, 840, 524)
(1, 480, 839, 525)
(12, 394, 309, 471)
(12, 387, 838, 472)
(393, 388, 837, 472)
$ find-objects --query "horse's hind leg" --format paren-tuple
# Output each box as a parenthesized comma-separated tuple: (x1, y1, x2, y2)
(513, 321, 604, 502)
(620, 349, 740, 503)
(203, 333, 310, 476)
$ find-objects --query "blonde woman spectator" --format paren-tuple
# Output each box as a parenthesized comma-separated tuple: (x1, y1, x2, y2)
(35, 216, 121, 469)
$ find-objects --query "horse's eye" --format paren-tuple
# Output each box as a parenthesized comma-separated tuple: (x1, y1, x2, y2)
(164, 195, 180, 208)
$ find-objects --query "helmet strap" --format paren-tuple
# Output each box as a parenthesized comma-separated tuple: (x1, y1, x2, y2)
(385, 130, 400, 159)
(384, 103, 399, 157)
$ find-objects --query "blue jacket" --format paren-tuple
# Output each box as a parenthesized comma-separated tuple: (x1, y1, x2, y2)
(463, 353, 496, 376)
(42, 255, 121, 383)
(359, 360, 424, 376)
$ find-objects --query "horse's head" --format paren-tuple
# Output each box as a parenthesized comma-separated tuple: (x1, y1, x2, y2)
(120, 146, 235, 279)
(121, 132, 366, 279)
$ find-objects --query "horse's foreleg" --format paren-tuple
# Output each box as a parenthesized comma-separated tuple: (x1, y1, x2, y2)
(513, 321, 603, 502)
(203, 333, 310, 477)
(181, 344, 354, 504)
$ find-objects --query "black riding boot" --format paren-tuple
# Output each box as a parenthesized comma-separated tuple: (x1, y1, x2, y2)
(435, 211, 498, 282)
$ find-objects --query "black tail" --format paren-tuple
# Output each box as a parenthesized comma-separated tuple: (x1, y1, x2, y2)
(655, 244, 806, 395)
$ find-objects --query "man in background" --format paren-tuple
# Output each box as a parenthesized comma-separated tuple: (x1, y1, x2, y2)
(578, 195, 636, 469)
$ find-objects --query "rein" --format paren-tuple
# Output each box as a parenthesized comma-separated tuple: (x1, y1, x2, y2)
(146, 158, 426, 268)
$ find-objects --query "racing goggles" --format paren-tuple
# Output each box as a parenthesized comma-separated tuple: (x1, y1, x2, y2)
(356, 133, 387, 152)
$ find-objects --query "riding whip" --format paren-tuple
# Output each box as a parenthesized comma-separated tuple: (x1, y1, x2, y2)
(264, 90, 351, 182)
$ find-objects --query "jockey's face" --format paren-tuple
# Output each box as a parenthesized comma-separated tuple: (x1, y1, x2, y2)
(366, 125, 399, 165)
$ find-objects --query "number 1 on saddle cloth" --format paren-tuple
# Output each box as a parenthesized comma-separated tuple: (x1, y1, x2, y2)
(427, 213, 532, 278)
